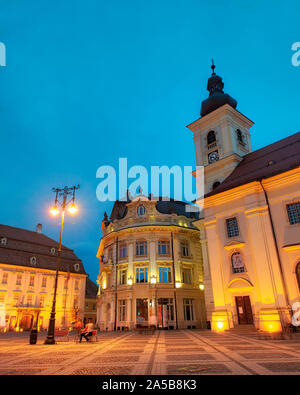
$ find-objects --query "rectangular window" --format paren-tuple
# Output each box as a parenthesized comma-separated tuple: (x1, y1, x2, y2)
(136, 241, 147, 256)
(287, 202, 300, 225)
(183, 299, 194, 321)
(159, 267, 172, 283)
(40, 296, 44, 307)
(119, 243, 127, 259)
(136, 267, 148, 283)
(180, 241, 190, 257)
(42, 276, 47, 288)
(29, 275, 35, 287)
(119, 300, 126, 322)
(158, 240, 170, 256)
(2, 273, 8, 284)
(75, 280, 79, 290)
(119, 268, 127, 285)
(16, 274, 22, 286)
(0, 294, 5, 303)
(226, 217, 239, 238)
(182, 268, 192, 284)
(27, 295, 33, 306)
(73, 297, 78, 309)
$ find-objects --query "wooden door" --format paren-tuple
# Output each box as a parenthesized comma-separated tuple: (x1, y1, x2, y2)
(235, 296, 253, 325)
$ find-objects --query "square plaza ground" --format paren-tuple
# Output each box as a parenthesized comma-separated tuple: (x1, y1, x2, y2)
(0, 329, 300, 375)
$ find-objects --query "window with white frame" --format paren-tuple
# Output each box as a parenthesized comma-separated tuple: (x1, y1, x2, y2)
(226, 217, 239, 238)
(287, 202, 300, 225)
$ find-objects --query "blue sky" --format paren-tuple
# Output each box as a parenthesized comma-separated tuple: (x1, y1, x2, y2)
(0, 0, 299, 282)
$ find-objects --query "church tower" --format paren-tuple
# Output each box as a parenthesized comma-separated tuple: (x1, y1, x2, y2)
(187, 61, 254, 194)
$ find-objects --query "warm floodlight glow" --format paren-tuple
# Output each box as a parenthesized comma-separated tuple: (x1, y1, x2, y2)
(50, 205, 59, 216)
(216, 322, 224, 330)
(68, 203, 78, 214)
(175, 281, 182, 288)
(150, 275, 157, 284)
(199, 284, 204, 290)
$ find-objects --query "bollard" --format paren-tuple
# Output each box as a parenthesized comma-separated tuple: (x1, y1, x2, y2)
(29, 329, 38, 344)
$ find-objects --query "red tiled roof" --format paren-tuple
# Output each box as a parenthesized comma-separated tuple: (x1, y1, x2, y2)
(205, 132, 300, 198)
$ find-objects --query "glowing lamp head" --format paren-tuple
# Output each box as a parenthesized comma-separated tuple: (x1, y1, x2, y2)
(68, 203, 78, 214)
(128, 277, 133, 286)
(50, 205, 59, 216)
(199, 284, 204, 291)
(150, 276, 157, 284)
(175, 281, 182, 288)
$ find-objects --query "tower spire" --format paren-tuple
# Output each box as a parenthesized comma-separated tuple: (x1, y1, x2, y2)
(211, 58, 216, 75)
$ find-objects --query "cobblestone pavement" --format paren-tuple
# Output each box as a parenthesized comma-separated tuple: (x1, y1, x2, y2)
(0, 330, 300, 375)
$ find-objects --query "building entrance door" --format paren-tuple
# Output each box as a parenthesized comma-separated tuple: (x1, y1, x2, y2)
(136, 298, 148, 325)
(235, 296, 253, 325)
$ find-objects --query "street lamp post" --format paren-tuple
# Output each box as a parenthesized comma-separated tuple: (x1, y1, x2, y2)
(44, 185, 80, 345)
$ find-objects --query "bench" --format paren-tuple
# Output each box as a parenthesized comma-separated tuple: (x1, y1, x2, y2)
(90, 330, 98, 342)
(54, 329, 69, 342)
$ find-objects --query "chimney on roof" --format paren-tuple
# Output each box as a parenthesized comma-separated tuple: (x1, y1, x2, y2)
(36, 224, 42, 234)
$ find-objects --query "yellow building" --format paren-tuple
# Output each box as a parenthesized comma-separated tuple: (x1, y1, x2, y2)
(84, 277, 98, 325)
(96, 195, 206, 331)
(0, 224, 87, 331)
(188, 64, 300, 333)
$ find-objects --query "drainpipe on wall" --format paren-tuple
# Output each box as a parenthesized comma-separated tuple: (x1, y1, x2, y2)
(259, 180, 291, 325)
(171, 232, 178, 329)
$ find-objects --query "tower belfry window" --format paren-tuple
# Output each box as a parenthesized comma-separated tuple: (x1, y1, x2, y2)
(207, 130, 216, 145)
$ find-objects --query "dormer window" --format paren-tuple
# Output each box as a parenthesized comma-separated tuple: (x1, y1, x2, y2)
(50, 247, 56, 255)
(30, 256, 37, 266)
(1, 237, 7, 246)
(74, 263, 80, 272)
(137, 205, 146, 217)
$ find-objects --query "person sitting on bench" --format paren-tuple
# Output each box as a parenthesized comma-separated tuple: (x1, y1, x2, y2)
(80, 319, 94, 342)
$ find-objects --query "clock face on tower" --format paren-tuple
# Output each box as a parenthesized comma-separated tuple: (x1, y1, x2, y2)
(208, 150, 219, 164)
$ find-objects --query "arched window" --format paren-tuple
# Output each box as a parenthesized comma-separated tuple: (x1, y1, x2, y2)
(137, 205, 146, 217)
(207, 130, 216, 145)
(296, 262, 300, 292)
(231, 252, 245, 273)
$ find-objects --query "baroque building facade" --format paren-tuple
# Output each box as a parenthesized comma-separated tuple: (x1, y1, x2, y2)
(0, 224, 86, 331)
(96, 195, 206, 331)
(188, 64, 300, 333)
